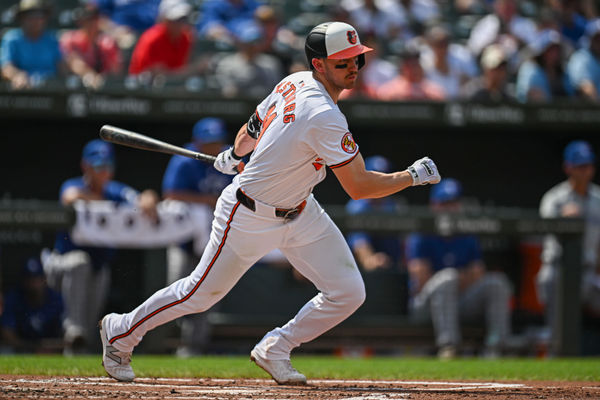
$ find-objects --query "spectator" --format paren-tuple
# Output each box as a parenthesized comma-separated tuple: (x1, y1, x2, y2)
(0, 0, 66, 89)
(128, 0, 194, 77)
(567, 19, 600, 102)
(537, 140, 600, 343)
(467, 0, 537, 58)
(340, 0, 408, 41)
(346, 156, 404, 272)
(516, 29, 573, 103)
(405, 178, 513, 359)
(550, 0, 589, 48)
(41, 139, 159, 354)
(94, 0, 160, 34)
(161, 118, 233, 357)
(214, 21, 284, 98)
(463, 43, 514, 102)
(420, 25, 479, 100)
(376, 44, 446, 101)
(253, 5, 302, 71)
(0, 257, 64, 354)
(60, 4, 123, 90)
(397, 0, 441, 37)
(196, 0, 262, 45)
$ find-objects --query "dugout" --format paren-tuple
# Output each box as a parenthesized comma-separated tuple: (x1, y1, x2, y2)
(1, 93, 599, 356)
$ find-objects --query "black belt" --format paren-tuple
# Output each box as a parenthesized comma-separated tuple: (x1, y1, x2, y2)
(236, 188, 306, 220)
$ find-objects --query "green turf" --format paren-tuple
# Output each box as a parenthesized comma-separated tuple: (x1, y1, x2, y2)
(0, 355, 599, 381)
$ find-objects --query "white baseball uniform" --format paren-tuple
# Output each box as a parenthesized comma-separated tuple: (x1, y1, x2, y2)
(103, 71, 367, 359)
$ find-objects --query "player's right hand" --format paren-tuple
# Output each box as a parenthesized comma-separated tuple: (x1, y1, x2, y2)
(214, 147, 243, 175)
(407, 157, 441, 186)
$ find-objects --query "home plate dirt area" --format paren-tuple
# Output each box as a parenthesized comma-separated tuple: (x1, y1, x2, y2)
(2, 376, 600, 400)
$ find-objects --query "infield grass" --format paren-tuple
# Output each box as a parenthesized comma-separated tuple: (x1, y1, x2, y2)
(1, 355, 599, 381)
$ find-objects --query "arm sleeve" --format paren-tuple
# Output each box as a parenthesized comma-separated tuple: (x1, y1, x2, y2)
(0, 30, 17, 67)
(162, 158, 194, 192)
(307, 110, 359, 168)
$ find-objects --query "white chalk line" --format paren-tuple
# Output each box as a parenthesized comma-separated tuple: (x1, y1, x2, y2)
(2, 376, 527, 393)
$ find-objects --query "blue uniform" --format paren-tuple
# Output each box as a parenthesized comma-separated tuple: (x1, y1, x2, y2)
(54, 177, 138, 270)
(0, 287, 64, 340)
(405, 234, 482, 273)
(162, 143, 232, 253)
(0, 28, 62, 79)
(95, 0, 160, 33)
(345, 198, 403, 268)
(162, 143, 232, 197)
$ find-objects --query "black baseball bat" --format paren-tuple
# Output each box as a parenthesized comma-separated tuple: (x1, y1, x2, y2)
(99, 125, 217, 163)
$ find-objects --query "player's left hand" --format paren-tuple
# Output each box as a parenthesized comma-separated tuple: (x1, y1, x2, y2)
(214, 147, 244, 175)
(407, 157, 441, 186)
(137, 189, 160, 222)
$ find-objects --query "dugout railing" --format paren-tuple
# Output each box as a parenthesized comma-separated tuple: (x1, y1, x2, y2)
(0, 200, 584, 356)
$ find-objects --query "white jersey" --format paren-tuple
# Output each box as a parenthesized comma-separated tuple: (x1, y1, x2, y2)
(237, 71, 359, 209)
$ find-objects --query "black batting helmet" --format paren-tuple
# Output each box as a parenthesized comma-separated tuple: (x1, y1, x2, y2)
(305, 21, 373, 70)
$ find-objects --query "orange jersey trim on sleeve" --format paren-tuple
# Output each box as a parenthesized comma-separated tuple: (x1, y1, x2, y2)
(329, 151, 359, 169)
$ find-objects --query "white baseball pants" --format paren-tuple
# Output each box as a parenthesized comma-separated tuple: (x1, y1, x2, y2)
(104, 182, 366, 358)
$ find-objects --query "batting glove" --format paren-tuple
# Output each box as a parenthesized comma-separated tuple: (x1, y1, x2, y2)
(407, 157, 441, 186)
(214, 147, 242, 175)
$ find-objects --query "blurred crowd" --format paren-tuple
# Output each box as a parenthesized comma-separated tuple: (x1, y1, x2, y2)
(1, 0, 600, 102)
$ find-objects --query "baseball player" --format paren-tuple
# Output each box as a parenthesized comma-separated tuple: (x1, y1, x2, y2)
(100, 21, 441, 384)
(405, 178, 512, 359)
(43, 139, 158, 354)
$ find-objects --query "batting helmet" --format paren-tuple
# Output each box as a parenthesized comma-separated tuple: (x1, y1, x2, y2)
(305, 21, 372, 70)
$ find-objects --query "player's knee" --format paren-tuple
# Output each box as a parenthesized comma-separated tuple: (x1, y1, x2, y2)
(485, 271, 511, 296)
(434, 268, 459, 289)
(338, 278, 366, 311)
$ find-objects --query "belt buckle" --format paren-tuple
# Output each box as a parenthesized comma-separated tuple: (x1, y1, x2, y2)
(282, 208, 300, 221)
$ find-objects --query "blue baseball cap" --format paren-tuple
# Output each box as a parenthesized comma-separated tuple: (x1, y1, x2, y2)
(430, 178, 462, 204)
(192, 118, 228, 143)
(564, 140, 595, 166)
(82, 139, 115, 167)
(22, 257, 45, 278)
(364, 155, 392, 173)
(233, 21, 263, 44)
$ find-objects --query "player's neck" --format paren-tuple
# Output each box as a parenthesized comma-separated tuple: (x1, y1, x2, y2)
(313, 71, 342, 103)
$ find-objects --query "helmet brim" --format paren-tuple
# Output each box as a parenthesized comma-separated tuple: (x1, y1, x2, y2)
(328, 44, 373, 60)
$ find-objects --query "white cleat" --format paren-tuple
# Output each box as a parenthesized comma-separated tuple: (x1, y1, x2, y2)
(99, 315, 135, 382)
(250, 348, 307, 385)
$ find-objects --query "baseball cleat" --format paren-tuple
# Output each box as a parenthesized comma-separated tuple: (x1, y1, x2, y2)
(99, 315, 135, 382)
(250, 349, 307, 385)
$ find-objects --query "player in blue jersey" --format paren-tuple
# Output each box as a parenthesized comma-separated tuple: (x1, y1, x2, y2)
(42, 139, 158, 354)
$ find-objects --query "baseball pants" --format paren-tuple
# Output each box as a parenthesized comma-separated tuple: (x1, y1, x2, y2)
(42, 249, 110, 345)
(104, 182, 366, 358)
(411, 268, 511, 348)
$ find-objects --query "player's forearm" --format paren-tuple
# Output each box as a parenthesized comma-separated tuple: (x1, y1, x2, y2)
(232, 123, 256, 157)
(346, 170, 414, 200)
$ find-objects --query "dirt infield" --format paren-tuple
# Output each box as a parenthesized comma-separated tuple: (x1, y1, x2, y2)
(2, 376, 599, 399)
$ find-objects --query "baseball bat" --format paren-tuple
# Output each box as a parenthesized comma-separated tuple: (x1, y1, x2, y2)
(99, 125, 217, 163)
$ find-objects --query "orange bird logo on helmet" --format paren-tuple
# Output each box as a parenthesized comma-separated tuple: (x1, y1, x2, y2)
(347, 30, 357, 45)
